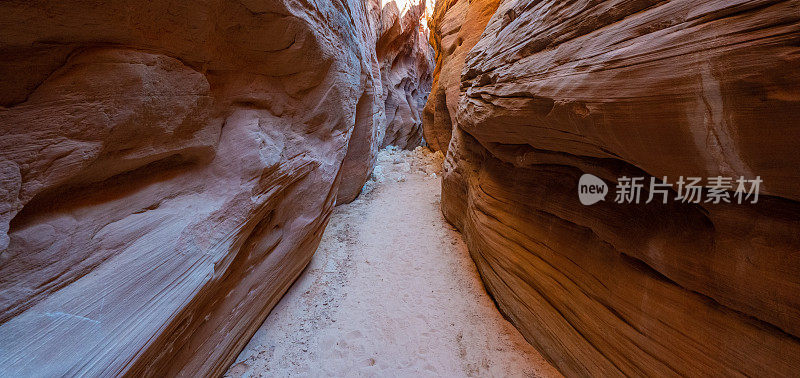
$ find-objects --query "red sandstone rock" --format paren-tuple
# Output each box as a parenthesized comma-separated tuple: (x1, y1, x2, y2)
(377, 1, 434, 149)
(427, 0, 800, 375)
(0, 0, 425, 375)
(337, 0, 434, 204)
(422, 0, 501, 153)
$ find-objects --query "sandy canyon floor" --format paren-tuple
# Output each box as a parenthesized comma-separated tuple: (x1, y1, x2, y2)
(226, 147, 559, 377)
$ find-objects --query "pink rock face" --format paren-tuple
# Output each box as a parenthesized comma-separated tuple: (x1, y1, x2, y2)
(337, 0, 434, 204)
(376, 1, 434, 149)
(427, 0, 800, 376)
(0, 0, 426, 375)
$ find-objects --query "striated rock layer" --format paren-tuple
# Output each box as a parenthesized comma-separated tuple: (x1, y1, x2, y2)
(0, 0, 428, 375)
(422, 0, 501, 153)
(426, 0, 800, 376)
(376, 1, 434, 150)
(337, 0, 434, 204)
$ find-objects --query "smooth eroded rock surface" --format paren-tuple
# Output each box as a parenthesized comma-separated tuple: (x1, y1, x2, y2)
(426, 0, 800, 375)
(422, 0, 501, 153)
(336, 0, 434, 204)
(0, 0, 428, 375)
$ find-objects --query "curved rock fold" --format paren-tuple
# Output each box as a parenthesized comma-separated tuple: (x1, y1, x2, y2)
(0, 0, 432, 375)
(425, 0, 800, 375)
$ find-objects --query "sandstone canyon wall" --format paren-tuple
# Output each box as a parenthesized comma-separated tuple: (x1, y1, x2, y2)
(376, 1, 435, 150)
(423, 0, 501, 153)
(337, 0, 434, 204)
(426, 0, 800, 376)
(0, 0, 430, 375)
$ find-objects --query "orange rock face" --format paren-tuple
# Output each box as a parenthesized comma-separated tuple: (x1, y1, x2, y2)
(422, 0, 501, 153)
(426, 0, 800, 375)
(0, 0, 428, 375)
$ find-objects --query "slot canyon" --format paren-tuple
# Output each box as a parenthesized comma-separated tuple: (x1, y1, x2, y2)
(1, 0, 799, 376)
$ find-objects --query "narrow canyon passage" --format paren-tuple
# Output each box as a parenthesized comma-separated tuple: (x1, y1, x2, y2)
(226, 148, 559, 377)
(2, 1, 798, 375)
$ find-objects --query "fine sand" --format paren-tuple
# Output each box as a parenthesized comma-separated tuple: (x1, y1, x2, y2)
(226, 147, 560, 377)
